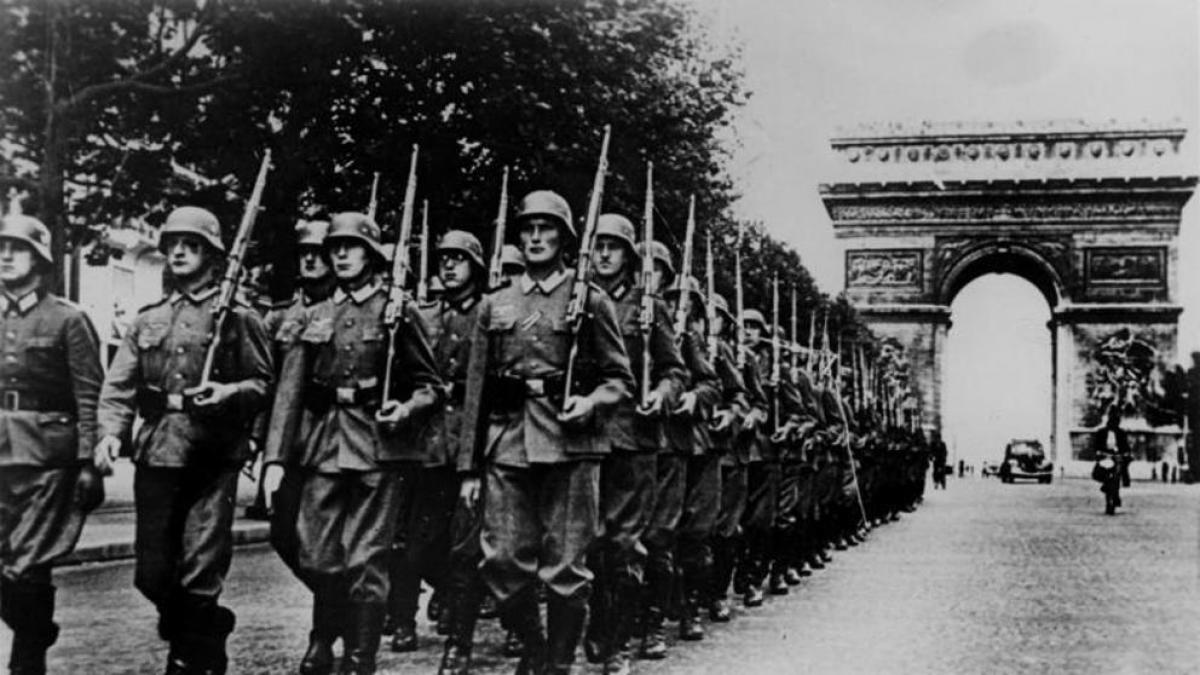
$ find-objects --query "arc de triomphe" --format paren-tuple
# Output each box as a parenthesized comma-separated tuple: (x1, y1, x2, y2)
(821, 121, 1196, 467)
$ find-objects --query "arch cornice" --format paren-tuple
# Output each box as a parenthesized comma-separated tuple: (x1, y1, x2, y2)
(936, 240, 1066, 308)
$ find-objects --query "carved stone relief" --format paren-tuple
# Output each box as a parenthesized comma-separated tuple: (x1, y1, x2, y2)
(846, 250, 922, 288)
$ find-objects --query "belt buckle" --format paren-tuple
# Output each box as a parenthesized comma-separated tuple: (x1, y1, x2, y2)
(524, 378, 545, 397)
(336, 387, 357, 405)
(1, 390, 18, 411)
(166, 393, 185, 411)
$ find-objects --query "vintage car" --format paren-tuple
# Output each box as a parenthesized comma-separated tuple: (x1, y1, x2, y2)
(998, 439, 1053, 484)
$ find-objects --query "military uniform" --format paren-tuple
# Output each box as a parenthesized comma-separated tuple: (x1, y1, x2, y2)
(99, 208, 273, 675)
(264, 212, 443, 675)
(461, 191, 634, 674)
(0, 215, 104, 673)
(585, 216, 686, 672)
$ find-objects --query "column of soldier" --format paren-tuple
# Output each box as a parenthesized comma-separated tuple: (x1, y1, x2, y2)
(0, 134, 932, 675)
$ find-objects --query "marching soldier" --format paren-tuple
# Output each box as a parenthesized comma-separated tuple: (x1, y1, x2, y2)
(663, 275, 724, 643)
(257, 220, 336, 577)
(384, 230, 487, 673)
(769, 349, 820, 594)
(706, 293, 751, 622)
(585, 214, 685, 675)
(0, 214, 104, 674)
(262, 212, 443, 675)
(460, 190, 634, 675)
(96, 206, 274, 674)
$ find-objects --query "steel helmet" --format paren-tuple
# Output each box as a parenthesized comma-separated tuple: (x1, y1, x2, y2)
(326, 212, 386, 260)
(0, 214, 53, 266)
(742, 308, 766, 328)
(595, 214, 639, 255)
(437, 230, 485, 269)
(500, 244, 525, 271)
(296, 219, 330, 247)
(648, 240, 675, 279)
(712, 293, 734, 321)
(665, 275, 706, 311)
(160, 206, 224, 253)
(515, 190, 575, 240)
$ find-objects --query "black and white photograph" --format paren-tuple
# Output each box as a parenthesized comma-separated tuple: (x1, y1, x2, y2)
(1, 0, 1199, 673)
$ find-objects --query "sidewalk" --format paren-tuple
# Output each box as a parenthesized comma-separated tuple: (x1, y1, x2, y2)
(56, 461, 271, 568)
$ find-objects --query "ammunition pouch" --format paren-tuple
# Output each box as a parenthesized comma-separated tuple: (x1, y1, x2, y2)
(137, 387, 194, 422)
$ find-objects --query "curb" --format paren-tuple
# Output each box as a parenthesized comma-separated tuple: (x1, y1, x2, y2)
(55, 521, 271, 568)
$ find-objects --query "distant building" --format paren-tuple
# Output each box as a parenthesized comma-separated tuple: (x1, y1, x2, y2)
(76, 219, 164, 364)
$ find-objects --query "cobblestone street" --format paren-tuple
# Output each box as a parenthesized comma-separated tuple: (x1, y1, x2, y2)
(9, 476, 1200, 674)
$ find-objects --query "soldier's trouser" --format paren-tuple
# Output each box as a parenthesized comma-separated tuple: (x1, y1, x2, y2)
(740, 460, 779, 586)
(268, 465, 306, 583)
(644, 454, 686, 612)
(294, 468, 405, 605)
(481, 460, 600, 604)
(133, 463, 238, 608)
(677, 454, 720, 581)
(389, 465, 458, 624)
(0, 466, 86, 582)
(711, 463, 747, 601)
(772, 460, 803, 570)
(588, 452, 655, 657)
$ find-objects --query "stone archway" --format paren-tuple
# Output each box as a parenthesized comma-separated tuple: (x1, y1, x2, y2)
(820, 121, 1197, 470)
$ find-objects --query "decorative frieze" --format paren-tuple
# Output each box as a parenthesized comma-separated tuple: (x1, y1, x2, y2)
(1084, 247, 1166, 286)
(846, 249, 923, 289)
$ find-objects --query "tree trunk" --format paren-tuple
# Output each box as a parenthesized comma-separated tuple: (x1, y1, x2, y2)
(40, 111, 69, 297)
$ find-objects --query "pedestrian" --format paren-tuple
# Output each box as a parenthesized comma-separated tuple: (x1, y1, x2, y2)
(583, 214, 685, 675)
(930, 430, 948, 490)
(0, 214, 105, 674)
(261, 211, 444, 674)
(459, 190, 635, 675)
(96, 206, 274, 674)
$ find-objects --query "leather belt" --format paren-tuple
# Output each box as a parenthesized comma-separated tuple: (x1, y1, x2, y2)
(304, 382, 382, 414)
(0, 389, 72, 413)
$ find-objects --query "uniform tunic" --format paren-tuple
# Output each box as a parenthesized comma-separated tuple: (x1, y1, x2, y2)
(98, 284, 273, 605)
(461, 268, 633, 602)
(264, 282, 443, 602)
(0, 291, 103, 582)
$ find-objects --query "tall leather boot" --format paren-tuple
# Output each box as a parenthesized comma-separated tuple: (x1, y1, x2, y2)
(6, 581, 58, 675)
(546, 591, 588, 675)
(387, 553, 420, 652)
(603, 579, 639, 675)
(300, 588, 343, 675)
(438, 580, 483, 675)
(678, 580, 705, 641)
(340, 603, 385, 675)
(500, 589, 546, 675)
(639, 569, 671, 659)
(708, 537, 734, 622)
(583, 554, 608, 664)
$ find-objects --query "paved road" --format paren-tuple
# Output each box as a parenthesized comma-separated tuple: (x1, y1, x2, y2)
(6, 476, 1200, 674)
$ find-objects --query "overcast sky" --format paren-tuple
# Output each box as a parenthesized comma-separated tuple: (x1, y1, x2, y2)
(698, 0, 1198, 455)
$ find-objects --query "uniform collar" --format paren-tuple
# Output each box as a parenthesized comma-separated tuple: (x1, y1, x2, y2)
(443, 293, 478, 314)
(519, 268, 569, 296)
(608, 277, 633, 301)
(169, 285, 219, 306)
(333, 280, 381, 305)
(2, 289, 41, 316)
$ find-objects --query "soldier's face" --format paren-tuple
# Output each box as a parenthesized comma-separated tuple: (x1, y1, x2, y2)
(746, 324, 763, 343)
(164, 234, 207, 279)
(330, 241, 370, 281)
(439, 252, 473, 291)
(297, 245, 330, 281)
(650, 261, 672, 294)
(518, 218, 563, 267)
(0, 239, 36, 286)
(713, 314, 726, 334)
(592, 235, 629, 279)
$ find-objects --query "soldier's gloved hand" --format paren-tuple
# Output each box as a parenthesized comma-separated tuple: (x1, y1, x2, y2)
(459, 476, 482, 509)
(187, 382, 238, 409)
(674, 391, 699, 417)
(93, 435, 122, 476)
(710, 408, 737, 433)
(74, 464, 105, 512)
(637, 389, 667, 417)
(375, 400, 411, 432)
(771, 422, 797, 444)
(558, 395, 596, 427)
(741, 408, 765, 431)
(262, 464, 285, 512)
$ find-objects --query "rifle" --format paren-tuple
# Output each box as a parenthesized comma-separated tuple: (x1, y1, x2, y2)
(379, 144, 420, 407)
(562, 125, 612, 409)
(672, 195, 697, 342)
(198, 150, 271, 387)
(789, 282, 798, 377)
(807, 310, 816, 380)
(705, 233, 718, 362)
(367, 171, 381, 221)
(770, 273, 781, 431)
(734, 221, 746, 369)
(416, 199, 430, 303)
(639, 161, 655, 407)
(487, 166, 510, 290)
